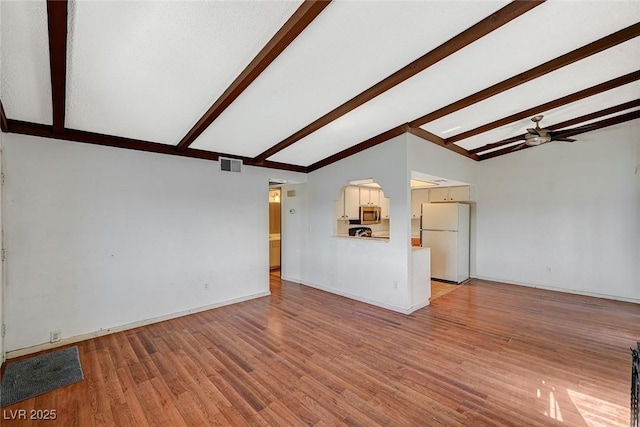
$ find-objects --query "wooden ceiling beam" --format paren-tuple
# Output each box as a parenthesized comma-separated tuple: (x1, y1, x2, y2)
(175, 0, 331, 152)
(408, 127, 479, 161)
(306, 124, 410, 172)
(255, 1, 543, 163)
(0, 99, 8, 132)
(468, 135, 524, 155)
(470, 99, 640, 155)
(548, 99, 640, 131)
(410, 22, 640, 129)
(5, 120, 307, 173)
(550, 109, 640, 139)
(446, 70, 640, 144)
(478, 109, 640, 160)
(46, 0, 69, 134)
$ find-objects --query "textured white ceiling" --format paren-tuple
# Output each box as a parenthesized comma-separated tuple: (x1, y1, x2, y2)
(461, 81, 640, 152)
(428, 71, 640, 150)
(65, 0, 302, 144)
(2, 0, 639, 167)
(268, 1, 640, 165)
(426, 37, 640, 150)
(190, 0, 509, 156)
(477, 104, 640, 156)
(1, 1, 52, 124)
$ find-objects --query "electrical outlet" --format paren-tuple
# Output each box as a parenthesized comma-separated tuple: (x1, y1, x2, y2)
(547, 266, 552, 272)
(203, 283, 209, 291)
(393, 281, 399, 290)
(50, 329, 61, 343)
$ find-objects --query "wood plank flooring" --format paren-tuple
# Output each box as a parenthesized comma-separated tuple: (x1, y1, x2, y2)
(2, 277, 639, 426)
(430, 281, 461, 301)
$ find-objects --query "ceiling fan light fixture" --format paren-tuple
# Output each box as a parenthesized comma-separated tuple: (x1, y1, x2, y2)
(525, 134, 551, 146)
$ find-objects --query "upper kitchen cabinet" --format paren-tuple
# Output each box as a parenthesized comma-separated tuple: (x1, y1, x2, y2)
(337, 186, 361, 221)
(429, 186, 471, 203)
(380, 192, 390, 220)
(359, 187, 380, 206)
(411, 189, 429, 219)
(335, 181, 391, 239)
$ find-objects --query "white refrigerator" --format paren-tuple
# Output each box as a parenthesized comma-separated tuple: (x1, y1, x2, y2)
(420, 203, 470, 283)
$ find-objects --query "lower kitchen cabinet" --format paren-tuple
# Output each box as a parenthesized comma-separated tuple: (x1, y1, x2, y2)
(269, 239, 281, 269)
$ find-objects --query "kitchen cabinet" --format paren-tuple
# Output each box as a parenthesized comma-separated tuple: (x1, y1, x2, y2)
(269, 239, 281, 269)
(269, 203, 281, 234)
(359, 187, 380, 206)
(411, 189, 429, 219)
(337, 186, 361, 220)
(380, 191, 390, 219)
(428, 187, 449, 202)
(335, 188, 345, 220)
(345, 187, 361, 219)
(450, 186, 471, 202)
(429, 186, 471, 202)
(338, 186, 390, 221)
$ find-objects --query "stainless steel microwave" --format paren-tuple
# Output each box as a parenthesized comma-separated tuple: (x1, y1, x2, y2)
(360, 205, 381, 224)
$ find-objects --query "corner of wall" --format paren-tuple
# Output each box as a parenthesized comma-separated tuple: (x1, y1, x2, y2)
(0, 128, 4, 365)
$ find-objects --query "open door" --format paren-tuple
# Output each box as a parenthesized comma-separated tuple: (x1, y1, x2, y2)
(268, 188, 281, 281)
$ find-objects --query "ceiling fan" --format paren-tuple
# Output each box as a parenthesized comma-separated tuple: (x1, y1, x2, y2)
(513, 115, 576, 151)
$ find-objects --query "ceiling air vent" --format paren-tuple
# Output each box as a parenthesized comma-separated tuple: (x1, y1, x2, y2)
(220, 158, 242, 173)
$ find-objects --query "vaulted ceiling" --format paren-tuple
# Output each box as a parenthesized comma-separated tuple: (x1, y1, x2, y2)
(1, 0, 639, 172)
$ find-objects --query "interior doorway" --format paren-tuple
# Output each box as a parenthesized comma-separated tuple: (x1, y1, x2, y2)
(268, 187, 282, 289)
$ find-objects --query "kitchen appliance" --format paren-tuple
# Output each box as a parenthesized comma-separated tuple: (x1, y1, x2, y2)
(348, 226, 372, 237)
(360, 205, 381, 224)
(420, 202, 470, 283)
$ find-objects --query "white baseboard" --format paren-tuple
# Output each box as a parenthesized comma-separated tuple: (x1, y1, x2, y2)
(6, 291, 271, 359)
(471, 275, 640, 304)
(280, 275, 299, 283)
(282, 276, 429, 314)
(408, 300, 430, 314)
(297, 280, 413, 314)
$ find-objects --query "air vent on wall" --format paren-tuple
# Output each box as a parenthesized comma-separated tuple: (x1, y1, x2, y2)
(220, 158, 242, 173)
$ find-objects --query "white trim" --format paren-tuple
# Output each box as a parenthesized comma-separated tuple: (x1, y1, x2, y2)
(407, 300, 430, 314)
(6, 291, 270, 359)
(297, 280, 413, 314)
(283, 276, 430, 314)
(472, 275, 640, 304)
(280, 275, 300, 283)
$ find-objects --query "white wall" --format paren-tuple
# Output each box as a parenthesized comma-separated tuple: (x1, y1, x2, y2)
(280, 183, 308, 282)
(2, 133, 305, 352)
(475, 121, 640, 302)
(284, 133, 480, 313)
(406, 133, 478, 185)
(0, 129, 4, 364)
(406, 132, 479, 275)
(0, 0, 5, 364)
(292, 135, 414, 312)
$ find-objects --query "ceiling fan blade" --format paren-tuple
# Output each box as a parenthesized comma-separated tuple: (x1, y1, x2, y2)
(526, 128, 540, 136)
(552, 137, 576, 143)
(511, 143, 526, 152)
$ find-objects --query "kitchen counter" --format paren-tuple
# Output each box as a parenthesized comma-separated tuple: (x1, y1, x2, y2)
(411, 247, 431, 310)
(334, 234, 389, 242)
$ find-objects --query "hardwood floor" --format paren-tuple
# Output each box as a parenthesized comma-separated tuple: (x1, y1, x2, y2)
(2, 277, 639, 426)
(430, 281, 461, 301)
